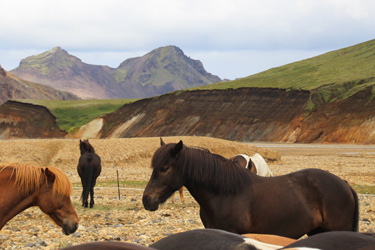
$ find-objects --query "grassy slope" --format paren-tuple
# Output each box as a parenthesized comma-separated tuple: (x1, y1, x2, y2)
(197, 39, 375, 93)
(15, 99, 138, 133)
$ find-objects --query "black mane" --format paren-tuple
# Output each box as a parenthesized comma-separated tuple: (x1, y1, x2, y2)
(153, 143, 250, 194)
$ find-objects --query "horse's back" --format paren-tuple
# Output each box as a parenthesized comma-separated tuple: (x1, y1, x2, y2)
(287, 168, 358, 232)
(246, 168, 358, 237)
(281, 231, 375, 250)
(78, 152, 101, 170)
(151, 229, 278, 250)
(61, 241, 155, 250)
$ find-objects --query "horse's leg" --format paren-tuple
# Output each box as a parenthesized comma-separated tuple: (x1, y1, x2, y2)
(89, 187, 94, 208)
(81, 181, 88, 207)
(179, 187, 185, 203)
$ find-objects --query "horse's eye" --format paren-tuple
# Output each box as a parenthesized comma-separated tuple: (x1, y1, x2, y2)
(160, 166, 169, 173)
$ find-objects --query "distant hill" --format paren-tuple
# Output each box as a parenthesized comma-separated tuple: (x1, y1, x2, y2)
(10, 46, 222, 99)
(197, 38, 375, 110)
(0, 65, 79, 105)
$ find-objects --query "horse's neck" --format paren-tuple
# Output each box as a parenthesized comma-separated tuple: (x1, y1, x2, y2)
(184, 184, 216, 206)
(0, 172, 38, 230)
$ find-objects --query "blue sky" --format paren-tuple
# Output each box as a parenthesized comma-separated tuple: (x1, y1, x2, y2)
(1, 0, 374, 80)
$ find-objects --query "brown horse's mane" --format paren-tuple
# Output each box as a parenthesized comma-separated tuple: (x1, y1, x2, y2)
(153, 143, 251, 194)
(0, 163, 72, 197)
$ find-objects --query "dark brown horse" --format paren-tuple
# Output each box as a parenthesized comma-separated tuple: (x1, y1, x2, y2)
(77, 139, 101, 208)
(151, 228, 280, 250)
(281, 231, 375, 250)
(61, 242, 156, 250)
(0, 163, 78, 235)
(142, 139, 359, 239)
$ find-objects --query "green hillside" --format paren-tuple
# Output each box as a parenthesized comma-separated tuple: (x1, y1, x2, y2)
(16, 99, 137, 133)
(197, 39, 375, 102)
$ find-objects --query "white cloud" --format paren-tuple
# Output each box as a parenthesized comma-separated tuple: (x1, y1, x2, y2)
(1, 0, 375, 79)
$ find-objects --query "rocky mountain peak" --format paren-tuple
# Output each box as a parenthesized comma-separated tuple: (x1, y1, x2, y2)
(0, 65, 6, 77)
(17, 46, 80, 71)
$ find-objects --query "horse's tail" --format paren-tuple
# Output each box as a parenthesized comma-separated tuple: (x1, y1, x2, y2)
(349, 185, 359, 232)
(81, 153, 95, 202)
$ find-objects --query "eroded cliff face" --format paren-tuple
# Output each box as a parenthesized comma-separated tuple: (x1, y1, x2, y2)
(97, 87, 375, 143)
(99, 88, 311, 142)
(1, 87, 374, 143)
(0, 101, 67, 138)
(294, 86, 375, 143)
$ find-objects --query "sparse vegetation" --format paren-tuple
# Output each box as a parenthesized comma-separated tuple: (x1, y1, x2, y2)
(352, 184, 375, 195)
(15, 99, 138, 133)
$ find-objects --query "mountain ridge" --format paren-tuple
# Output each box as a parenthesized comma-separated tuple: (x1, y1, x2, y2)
(10, 46, 222, 99)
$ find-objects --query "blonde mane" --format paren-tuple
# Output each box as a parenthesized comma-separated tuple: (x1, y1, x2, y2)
(0, 163, 72, 197)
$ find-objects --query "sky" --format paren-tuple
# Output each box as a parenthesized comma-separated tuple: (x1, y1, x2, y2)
(1, 0, 375, 80)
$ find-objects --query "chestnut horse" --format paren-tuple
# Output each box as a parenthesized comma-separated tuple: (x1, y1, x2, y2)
(142, 139, 359, 239)
(0, 163, 78, 235)
(77, 139, 101, 208)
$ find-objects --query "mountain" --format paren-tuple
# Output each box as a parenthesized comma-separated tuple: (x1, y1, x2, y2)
(0, 65, 79, 105)
(10, 46, 222, 99)
(5, 39, 375, 143)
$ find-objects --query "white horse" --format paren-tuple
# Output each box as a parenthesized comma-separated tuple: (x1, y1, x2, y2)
(231, 153, 273, 177)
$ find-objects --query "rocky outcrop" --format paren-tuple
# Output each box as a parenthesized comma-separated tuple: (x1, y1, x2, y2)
(0, 101, 67, 138)
(294, 86, 375, 143)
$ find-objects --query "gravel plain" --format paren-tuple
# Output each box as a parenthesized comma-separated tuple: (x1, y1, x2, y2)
(0, 137, 374, 249)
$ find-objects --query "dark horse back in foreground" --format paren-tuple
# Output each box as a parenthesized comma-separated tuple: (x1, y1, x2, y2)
(77, 139, 101, 208)
(0, 163, 78, 235)
(142, 139, 359, 239)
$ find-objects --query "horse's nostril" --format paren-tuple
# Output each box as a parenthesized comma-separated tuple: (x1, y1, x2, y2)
(142, 196, 149, 207)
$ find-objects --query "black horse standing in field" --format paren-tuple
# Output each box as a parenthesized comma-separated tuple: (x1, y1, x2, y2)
(77, 139, 101, 208)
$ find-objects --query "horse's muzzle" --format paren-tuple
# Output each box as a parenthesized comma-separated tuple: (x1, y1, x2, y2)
(142, 195, 159, 211)
(63, 222, 78, 235)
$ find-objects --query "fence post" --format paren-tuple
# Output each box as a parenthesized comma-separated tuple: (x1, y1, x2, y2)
(117, 169, 120, 200)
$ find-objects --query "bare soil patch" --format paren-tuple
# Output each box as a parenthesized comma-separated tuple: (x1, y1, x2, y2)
(0, 137, 374, 249)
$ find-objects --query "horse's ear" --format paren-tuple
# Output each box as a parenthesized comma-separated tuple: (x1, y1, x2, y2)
(80, 139, 82, 143)
(44, 168, 56, 183)
(160, 137, 165, 146)
(171, 140, 183, 158)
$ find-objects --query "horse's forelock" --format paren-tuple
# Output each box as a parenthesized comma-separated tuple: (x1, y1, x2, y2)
(151, 143, 176, 169)
(47, 166, 73, 197)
